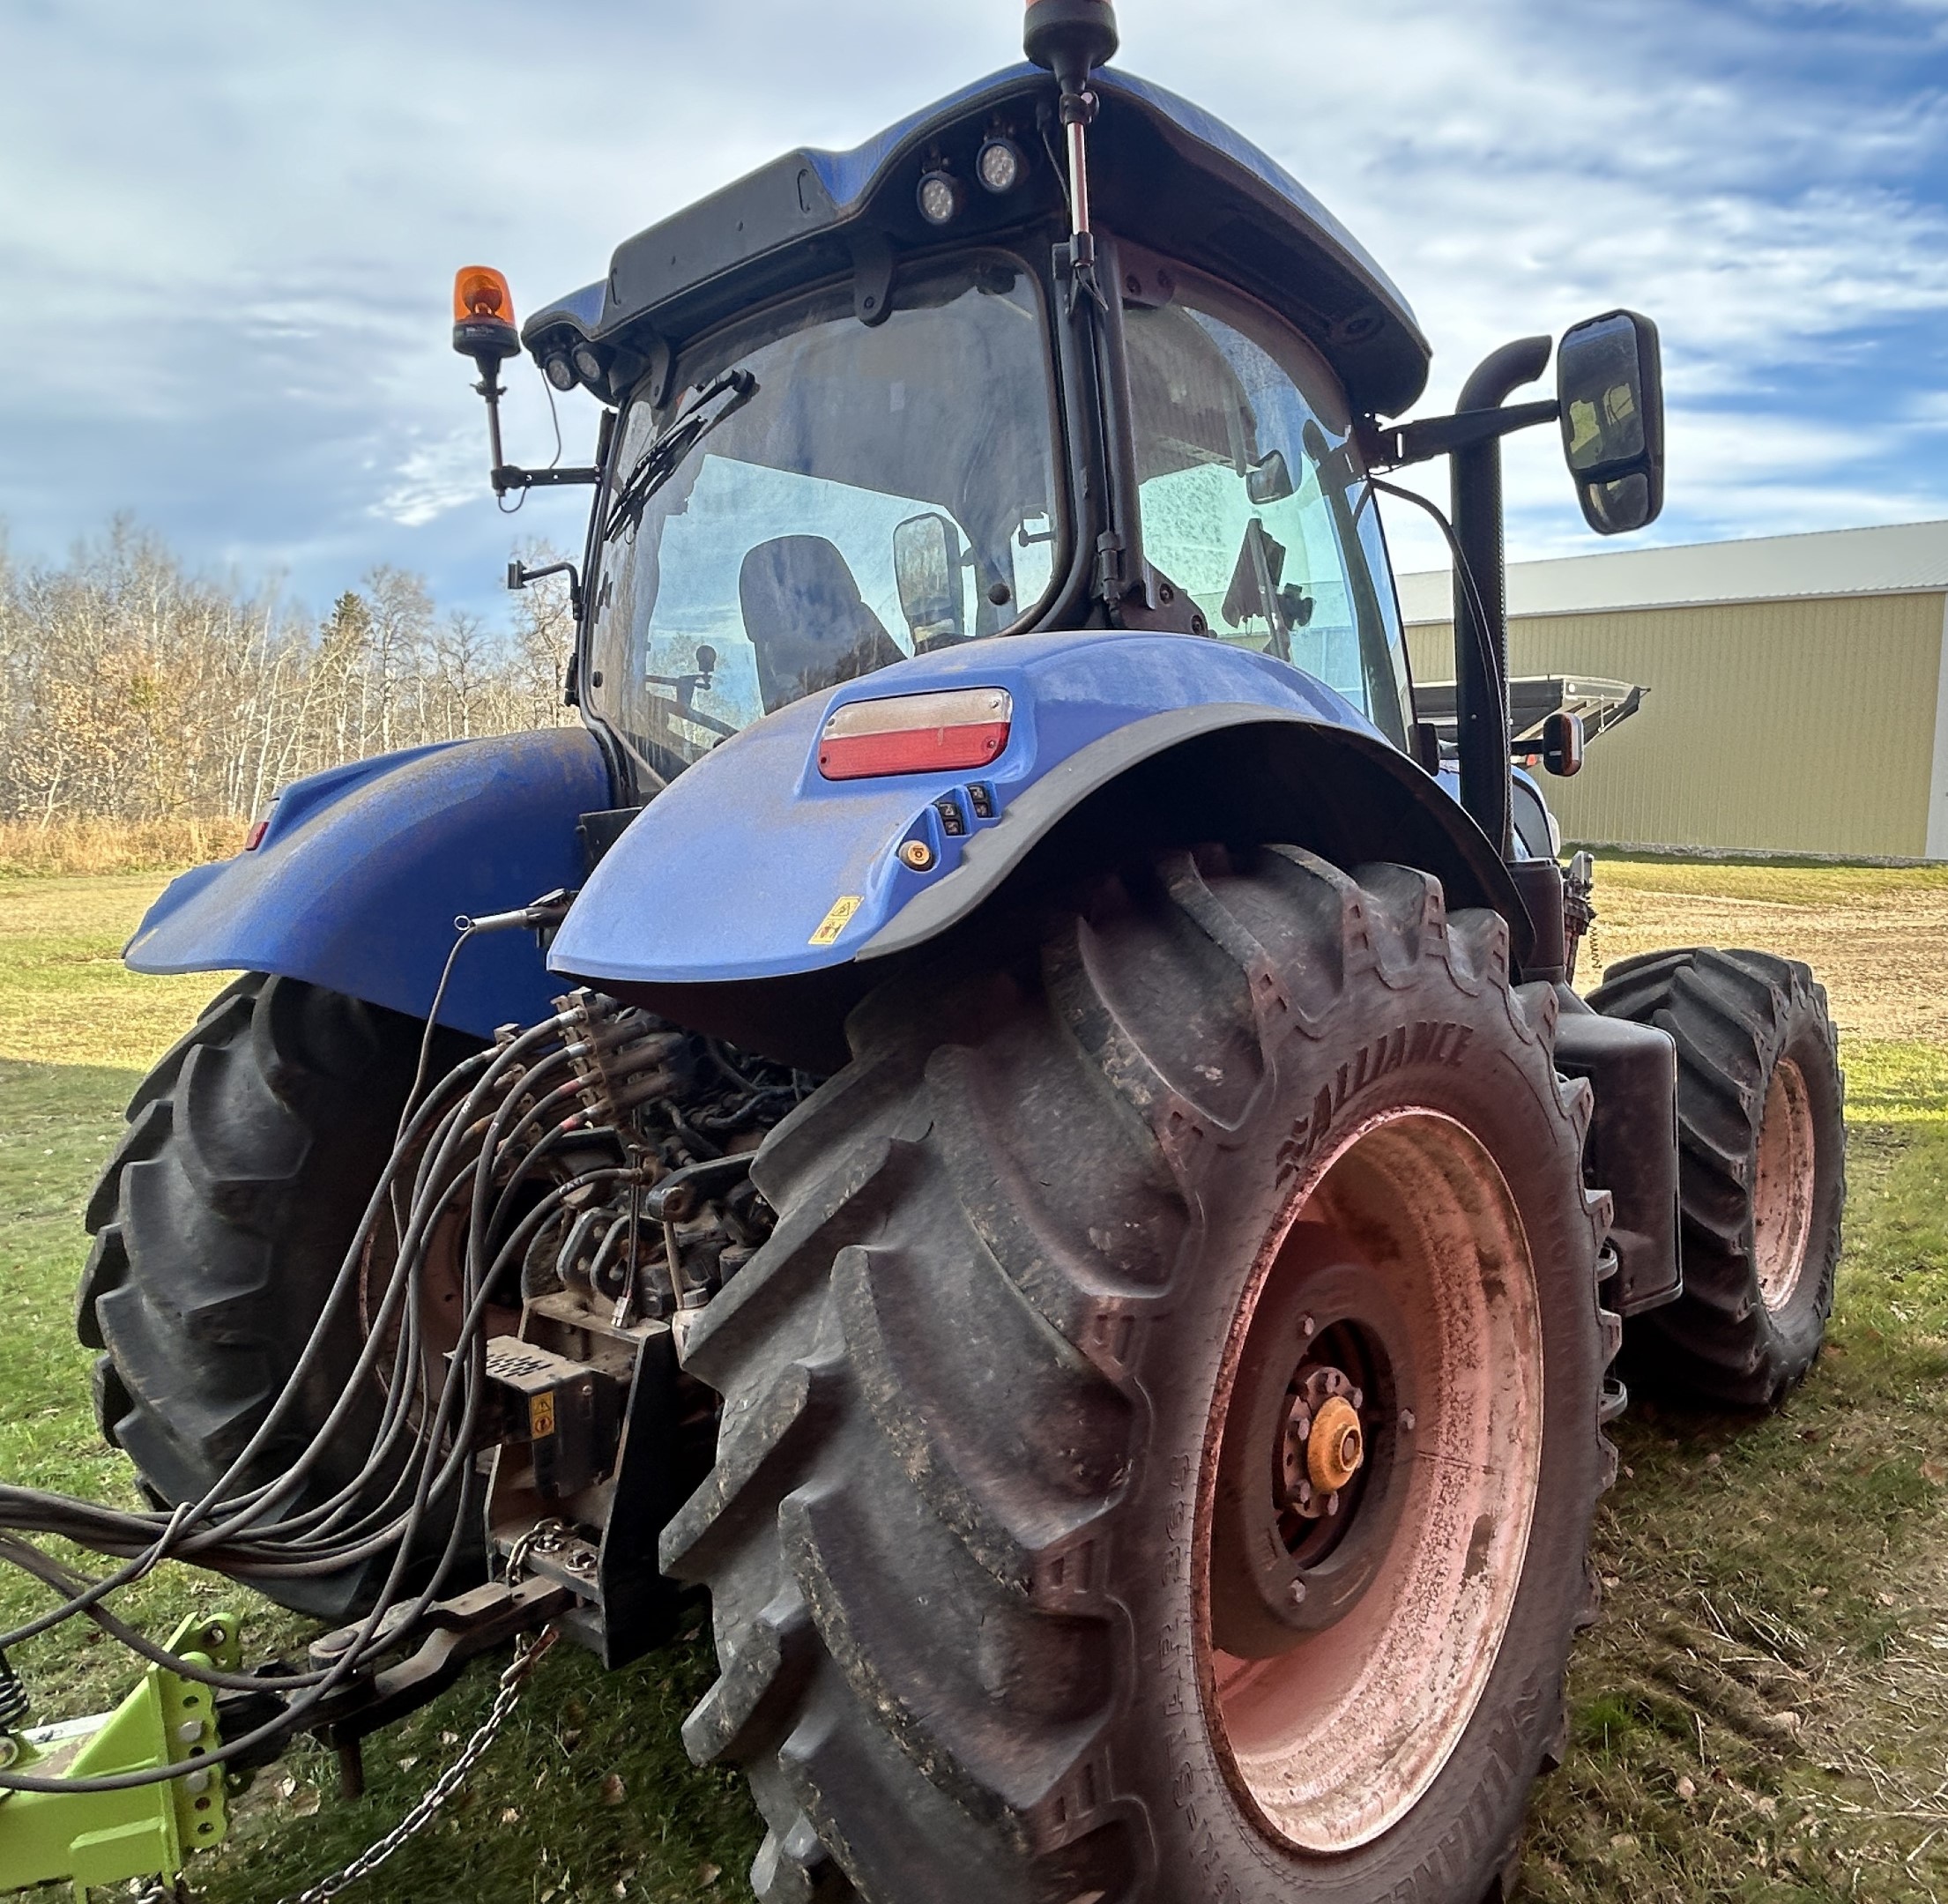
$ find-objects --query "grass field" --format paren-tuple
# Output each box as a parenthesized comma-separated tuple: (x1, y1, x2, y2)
(3, 859, 1946, 1903)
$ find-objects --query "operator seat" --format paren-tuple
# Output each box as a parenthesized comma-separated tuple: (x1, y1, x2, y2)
(740, 535, 905, 713)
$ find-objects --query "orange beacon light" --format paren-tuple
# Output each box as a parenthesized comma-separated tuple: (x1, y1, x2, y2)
(451, 265, 519, 369)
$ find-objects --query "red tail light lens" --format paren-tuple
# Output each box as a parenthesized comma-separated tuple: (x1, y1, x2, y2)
(818, 688, 1013, 781)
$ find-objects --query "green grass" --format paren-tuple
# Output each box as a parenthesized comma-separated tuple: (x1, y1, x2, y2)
(0, 874, 225, 1067)
(1575, 853, 1948, 906)
(1838, 1040, 1948, 1124)
(1521, 1114, 1948, 1902)
(4, 865, 1948, 1901)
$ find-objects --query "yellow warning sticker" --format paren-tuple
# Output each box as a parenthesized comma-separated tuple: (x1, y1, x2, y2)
(529, 1392, 556, 1440)
(809, 894, 864, 948)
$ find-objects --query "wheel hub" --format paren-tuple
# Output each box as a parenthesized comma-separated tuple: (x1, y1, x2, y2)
(1276, 1370, 1368, 1520)
(1304, 1388, 1365, 1499)
(1208, 1254, 1408, 1654)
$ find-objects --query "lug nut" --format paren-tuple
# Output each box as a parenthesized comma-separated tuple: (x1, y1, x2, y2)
(1298, 1314, 1315, 1339)
(1400, 1409, 1416, 1434)
(1288, 1579, 1307, 1606)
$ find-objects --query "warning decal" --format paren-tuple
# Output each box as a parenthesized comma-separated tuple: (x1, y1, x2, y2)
(809, 895, 865, 948)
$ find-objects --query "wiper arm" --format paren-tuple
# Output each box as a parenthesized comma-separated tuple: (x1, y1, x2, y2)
(604, 368, 758, 538)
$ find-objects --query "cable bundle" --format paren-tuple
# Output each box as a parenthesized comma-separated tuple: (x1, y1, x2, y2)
(0, 987, 796, 1795)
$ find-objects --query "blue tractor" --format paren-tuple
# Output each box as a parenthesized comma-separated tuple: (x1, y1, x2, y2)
(35, 5, 1844, 1899)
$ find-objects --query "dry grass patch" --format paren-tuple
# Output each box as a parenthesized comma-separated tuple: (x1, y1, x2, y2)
(1586, 856, 1948, 1046)
(0, 816, 246, 879)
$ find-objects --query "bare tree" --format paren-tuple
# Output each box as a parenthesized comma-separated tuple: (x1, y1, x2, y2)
(0, 520, 577, 826)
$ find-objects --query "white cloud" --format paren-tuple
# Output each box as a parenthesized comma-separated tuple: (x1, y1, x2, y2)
(373, 429, 489, 529)
(2, 0, 1946, 609)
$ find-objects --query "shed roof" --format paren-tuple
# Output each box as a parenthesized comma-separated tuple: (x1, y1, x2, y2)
(1395, 518, 1948, 624)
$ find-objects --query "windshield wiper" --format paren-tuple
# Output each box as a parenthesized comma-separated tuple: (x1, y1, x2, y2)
(604, 368, 758, 538)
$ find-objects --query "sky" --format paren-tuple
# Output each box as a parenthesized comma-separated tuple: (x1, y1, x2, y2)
(3, 0, 1947, 626)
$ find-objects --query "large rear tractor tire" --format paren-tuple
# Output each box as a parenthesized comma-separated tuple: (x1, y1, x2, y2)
(1589, 947, 1845, 1408)
(664, 846, 1621, 1904)
(76, 973, 472, 1620)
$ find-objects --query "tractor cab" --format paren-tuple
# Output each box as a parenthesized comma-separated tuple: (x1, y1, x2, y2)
(489, 57, 1439, 790)
(576, 236, 1415, 781)
(464, 23, 1661, 883)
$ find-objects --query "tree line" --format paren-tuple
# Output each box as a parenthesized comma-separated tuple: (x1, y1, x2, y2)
(0, 517, 576, 824)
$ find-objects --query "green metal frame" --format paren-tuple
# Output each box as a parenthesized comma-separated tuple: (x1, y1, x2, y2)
(0, 1611, 242, 1899)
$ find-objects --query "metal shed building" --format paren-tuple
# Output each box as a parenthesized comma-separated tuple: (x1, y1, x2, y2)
(1395, 519, 1948, 859)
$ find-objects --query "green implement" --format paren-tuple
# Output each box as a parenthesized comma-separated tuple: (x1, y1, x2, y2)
(0, 1612, 241, 1899)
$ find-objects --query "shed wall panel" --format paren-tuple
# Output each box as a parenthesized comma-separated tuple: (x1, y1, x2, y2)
(1404, 591, 1946, 857)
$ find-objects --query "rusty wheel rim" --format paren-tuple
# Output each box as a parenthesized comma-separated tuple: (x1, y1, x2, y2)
(360, 1184, 520, 1415)
(1196, 1109, 1544, 1855)
(1752, 1056, 1817, 1313)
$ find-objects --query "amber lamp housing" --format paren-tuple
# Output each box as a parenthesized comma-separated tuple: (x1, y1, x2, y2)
(452, 265, 519, 369)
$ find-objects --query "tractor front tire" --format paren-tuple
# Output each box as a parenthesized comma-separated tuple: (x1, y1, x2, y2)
(664, 846, 1619, 1904)
(1590, 947, 1845, 1407)
(77, 972, 463, 1620)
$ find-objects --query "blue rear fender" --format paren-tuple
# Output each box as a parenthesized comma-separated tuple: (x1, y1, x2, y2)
(125, 729, 613, 1039)
(548, 632, 1523, 1066)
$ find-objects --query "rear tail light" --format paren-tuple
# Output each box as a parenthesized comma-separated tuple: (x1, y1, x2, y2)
(244, 793, 281, 851)
(818, 688, 1012, 781)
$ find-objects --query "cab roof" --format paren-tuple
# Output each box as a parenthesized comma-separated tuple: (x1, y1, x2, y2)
(524, 64, 1431, 420)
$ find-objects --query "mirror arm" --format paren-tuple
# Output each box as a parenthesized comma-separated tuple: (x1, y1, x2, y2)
(1360, 398, 1559, 472)
(1447, 335, 1551, 864)
(493, 465, 602, 494)
(464, 351, 601, 498)
(508, 557, 585, 625)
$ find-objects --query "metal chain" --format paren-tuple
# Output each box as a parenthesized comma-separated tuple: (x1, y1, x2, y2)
(278, 1624, 560, 1904)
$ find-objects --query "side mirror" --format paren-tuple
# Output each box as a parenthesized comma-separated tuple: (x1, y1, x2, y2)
(1246, 450, 1295, 506)
(894, 512, 966, 644)
(1558, 310, 1663, 535)
(1542, 710, 1585, 777)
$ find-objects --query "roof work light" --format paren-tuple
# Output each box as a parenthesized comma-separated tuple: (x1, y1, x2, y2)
(977, 135, 1029, 194)
(916, 167, 966, 226)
